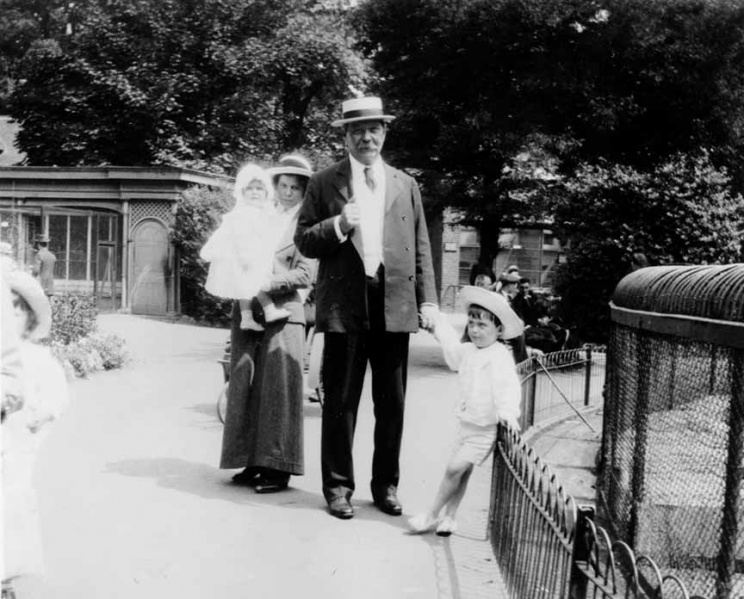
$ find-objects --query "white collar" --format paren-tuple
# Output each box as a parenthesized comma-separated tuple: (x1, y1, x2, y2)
(348, 153, 384, 176)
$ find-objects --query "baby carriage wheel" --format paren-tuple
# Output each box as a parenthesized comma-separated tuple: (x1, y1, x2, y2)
(216, 382, 229, 424)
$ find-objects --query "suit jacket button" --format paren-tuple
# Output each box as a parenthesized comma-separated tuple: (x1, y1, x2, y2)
(408, 275, 414, 281)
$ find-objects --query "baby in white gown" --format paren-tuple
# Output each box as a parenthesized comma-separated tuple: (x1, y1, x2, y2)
(200, 164, 287, 329)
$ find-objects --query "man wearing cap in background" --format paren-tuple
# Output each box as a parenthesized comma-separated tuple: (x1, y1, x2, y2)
(32, 234, 56, 297)
(295, 96, 439, 520)
(496, 272, 529, 362)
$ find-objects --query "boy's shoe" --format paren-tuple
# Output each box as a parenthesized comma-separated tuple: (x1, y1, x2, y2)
(436, 516, 458, 537)
(240, 309, 264, 331)
(408, 513, 438, 534)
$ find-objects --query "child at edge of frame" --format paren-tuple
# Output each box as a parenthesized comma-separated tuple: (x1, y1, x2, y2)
(408, 285, 523, 536)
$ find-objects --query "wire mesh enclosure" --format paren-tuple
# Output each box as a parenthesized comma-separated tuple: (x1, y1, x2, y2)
(600, 264, 744, 599)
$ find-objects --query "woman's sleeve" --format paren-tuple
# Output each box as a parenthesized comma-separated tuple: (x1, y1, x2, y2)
(266, 251, 313, 294)
(433, 314, 469, 371)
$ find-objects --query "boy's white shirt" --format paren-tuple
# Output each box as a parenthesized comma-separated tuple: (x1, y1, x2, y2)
(434, 314, 521, 429)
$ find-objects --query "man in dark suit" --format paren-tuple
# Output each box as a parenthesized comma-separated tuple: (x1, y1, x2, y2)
(294, 96, 439, 520)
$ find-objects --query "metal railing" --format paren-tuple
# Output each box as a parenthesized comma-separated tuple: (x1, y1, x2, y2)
(517, 348, 606, 431)
(490, 422, 711, 599)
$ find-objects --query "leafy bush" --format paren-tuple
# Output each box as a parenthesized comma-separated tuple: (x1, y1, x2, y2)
(50, 331, 129, 379)
(553, 151, 744, 342)
(49, 294, 98, 344)
(170, 185, 234, 326)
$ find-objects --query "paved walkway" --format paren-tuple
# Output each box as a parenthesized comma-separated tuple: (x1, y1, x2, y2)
(15, 313, 603, 599)
(16, 314, 511, 599)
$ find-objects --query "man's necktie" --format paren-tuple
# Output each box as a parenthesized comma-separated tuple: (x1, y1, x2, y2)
(364, 167, 376, 192)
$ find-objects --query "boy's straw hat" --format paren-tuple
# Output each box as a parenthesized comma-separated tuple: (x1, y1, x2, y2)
(5, 269, 52, 340)
(459, 285, 523, 340)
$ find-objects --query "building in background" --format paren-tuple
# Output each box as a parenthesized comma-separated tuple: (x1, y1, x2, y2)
(0, 167, 229, 316)
(439, 213, 565, 310)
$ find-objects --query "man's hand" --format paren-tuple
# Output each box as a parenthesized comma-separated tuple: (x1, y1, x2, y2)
(419, 304, 440, 331)
(339, 196, 361, 234)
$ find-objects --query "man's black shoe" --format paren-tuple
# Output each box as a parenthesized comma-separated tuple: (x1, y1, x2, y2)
(327, 497, 354, 520)
(373, 490, 403, 516)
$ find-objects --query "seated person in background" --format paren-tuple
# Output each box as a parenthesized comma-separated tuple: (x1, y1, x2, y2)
(523, 294, 569, 353)
(511, 277, 538, 326)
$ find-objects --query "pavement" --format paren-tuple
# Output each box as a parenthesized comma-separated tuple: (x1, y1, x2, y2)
(11, 313, 603, 599)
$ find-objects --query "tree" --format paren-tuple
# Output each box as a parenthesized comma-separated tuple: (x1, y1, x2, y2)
(552, 151, 744, 341)
(353, 0, 744, 248)
(9, 0, 369, 171)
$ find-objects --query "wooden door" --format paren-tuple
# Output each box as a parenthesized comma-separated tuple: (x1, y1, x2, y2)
(131, 219, 169, 315)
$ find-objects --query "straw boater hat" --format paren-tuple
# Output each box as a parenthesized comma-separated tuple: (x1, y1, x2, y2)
(331, 96, 396, 128)
(459, 285, 524, 340)
(35, 233, 51, 243)
(269, 154, 313, 184)
(5, 269, 52, 340)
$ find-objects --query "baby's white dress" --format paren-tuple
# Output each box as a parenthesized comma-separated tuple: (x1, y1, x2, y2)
(200, 204, 284, 299)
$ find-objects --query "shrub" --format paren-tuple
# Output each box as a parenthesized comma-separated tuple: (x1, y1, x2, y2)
(553, 151, 744, 342)
(49, 331, 129, 379)
(49, 294, 98, 344)
(170, 185, 234, 326)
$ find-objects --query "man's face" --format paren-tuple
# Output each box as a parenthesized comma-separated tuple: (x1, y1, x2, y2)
(519, 282, 530, 296)
(502, 282, 518, 299)
(345, 120, 386, 166)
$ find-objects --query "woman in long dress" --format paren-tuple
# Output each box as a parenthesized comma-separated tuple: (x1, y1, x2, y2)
(219, 155, 314, 493)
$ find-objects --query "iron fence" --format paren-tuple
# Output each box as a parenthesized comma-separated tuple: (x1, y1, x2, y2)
(517, 348, 606, 431)
(491, 423, 711, 598)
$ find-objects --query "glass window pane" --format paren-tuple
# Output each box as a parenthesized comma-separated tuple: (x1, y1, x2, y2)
(69, 215, 88, 280)
(48, 215, 67, 278)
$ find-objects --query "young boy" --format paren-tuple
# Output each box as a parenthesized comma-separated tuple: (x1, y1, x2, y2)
(409, 286, 523, 536)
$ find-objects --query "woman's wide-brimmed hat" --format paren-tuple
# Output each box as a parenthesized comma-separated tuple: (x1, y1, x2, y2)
(268, 154, 313, 184)
(4, 269, 52, 340)
(331, 96, 396, 128)
(459, 285, 524, 340)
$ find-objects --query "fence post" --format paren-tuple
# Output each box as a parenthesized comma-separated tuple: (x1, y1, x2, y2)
(583, 347, 592, 407)
(568, 505, 595, 599)
(717, 349, 744, 599)
(528, 358, 537, 428)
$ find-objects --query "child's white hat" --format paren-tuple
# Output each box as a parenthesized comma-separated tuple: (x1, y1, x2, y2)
(4, 270, 52, 340)
(459, 285, 524, 340)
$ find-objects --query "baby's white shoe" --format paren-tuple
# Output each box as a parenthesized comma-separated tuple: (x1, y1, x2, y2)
(240, 309, 264, 331)
(436, 516, 458, 537)
(408, 513, 438, 534)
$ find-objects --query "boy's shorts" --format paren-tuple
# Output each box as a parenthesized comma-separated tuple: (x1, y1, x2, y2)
(452, 421, 499, 466)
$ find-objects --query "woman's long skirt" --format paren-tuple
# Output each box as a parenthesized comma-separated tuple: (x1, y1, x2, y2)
(219, 303, 305, 475)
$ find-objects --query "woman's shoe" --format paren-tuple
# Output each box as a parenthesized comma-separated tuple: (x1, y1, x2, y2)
(436, 516, 458, 537)
(408, 513, 438, 534)
(231, 467, 261, 486)
(255, 474, 290, 494)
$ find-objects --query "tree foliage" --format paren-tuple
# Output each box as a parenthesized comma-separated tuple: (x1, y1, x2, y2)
(9, 0, 369, 171)
(353, 0, 744, 232)
(552, 151, 744, 341)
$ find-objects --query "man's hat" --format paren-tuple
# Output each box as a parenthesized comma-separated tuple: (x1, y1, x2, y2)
(268, 154, 313, 184)
(35, 233, 50, 243)
(331, 97, 396, 128)
(459, 285, 523, 340)
(5, 269, 52, 340)
(499, 272, 520, 285)
(506, 264, 520, 274)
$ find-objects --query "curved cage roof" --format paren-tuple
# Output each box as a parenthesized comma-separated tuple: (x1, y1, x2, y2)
(612, 264, 744, 323)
